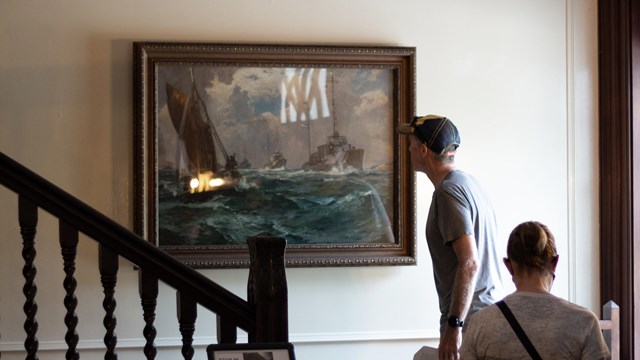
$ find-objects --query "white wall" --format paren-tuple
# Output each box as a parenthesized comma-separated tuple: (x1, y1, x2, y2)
(0, 0, 599, 359)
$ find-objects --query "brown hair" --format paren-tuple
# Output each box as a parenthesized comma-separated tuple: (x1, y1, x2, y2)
(507, 221, 558, 273)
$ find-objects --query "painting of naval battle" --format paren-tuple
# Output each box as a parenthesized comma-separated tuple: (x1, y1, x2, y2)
(133, 43, 416, 268)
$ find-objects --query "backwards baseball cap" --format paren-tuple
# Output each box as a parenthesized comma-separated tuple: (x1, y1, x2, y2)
(397, 114, 461, 154)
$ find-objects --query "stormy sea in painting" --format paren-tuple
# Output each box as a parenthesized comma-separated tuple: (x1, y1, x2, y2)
(158, 168, 394, 246)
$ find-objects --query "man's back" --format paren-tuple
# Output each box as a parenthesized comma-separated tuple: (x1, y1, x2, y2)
(426, 170, 505, 329)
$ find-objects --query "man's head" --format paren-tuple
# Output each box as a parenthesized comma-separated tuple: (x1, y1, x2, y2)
(397, 115, 461, 156)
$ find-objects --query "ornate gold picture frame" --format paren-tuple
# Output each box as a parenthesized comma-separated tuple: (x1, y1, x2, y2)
(133, 42, 416, 268)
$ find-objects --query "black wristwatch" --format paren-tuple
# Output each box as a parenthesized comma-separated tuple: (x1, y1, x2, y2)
(447, 316, 464, 327)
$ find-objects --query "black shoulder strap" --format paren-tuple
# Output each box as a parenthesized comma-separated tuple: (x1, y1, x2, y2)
(496, 300, 543, 360)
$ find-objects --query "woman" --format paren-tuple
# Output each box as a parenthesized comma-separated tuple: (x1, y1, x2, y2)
(460, 221, 609, 359)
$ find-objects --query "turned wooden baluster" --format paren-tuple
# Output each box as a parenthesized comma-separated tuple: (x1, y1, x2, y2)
(138, 269, 158, 359)
(176, 292, 197, 360)
(19, 196, 39, 360)
(59, 221, 79, 360)
(99, 245, 119, 360)
(247, 233, 288, 343)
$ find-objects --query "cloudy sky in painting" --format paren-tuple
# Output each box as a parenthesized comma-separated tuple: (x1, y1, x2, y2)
(157, 64, 394, 170)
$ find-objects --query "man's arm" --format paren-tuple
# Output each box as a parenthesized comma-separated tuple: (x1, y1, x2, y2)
(449, 233, 479, 322)
(438, 234, 479, 360)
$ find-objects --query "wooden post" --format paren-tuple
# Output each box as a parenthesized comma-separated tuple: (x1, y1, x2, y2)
(247, 233, 288, 343)
(602, 301, 620, 360)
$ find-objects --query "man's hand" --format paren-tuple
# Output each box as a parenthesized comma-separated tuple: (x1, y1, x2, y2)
(438, 325, 462, 360)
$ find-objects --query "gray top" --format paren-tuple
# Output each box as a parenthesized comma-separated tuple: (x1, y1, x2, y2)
(425, 170, 505, 332)
(460, 292, 610, 359)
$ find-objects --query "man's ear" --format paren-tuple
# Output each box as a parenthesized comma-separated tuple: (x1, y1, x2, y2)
(421, 143, 430, 158)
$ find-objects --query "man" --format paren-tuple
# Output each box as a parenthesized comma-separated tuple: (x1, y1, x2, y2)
(398, 115, 504, 360)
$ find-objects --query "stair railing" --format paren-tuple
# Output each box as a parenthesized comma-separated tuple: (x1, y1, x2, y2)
(0, 151, 288, 359)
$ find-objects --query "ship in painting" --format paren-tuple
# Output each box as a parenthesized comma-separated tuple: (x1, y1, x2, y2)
(302, 74, 364, 172)
(302, 131, 364, 172)
(238, 157, 252, 169)
(264, 151, 287, 170)
(263, 126, 287, 170)
(165, 70, 240, 198)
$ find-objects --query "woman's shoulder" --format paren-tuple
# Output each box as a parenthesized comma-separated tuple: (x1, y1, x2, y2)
(467, 300, 502, 324)
(505, 292, 600, 322)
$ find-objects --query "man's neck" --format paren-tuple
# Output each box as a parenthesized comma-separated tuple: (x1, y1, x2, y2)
(428, 165, 455, 187)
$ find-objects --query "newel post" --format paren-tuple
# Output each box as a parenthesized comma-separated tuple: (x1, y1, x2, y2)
(247, 233, 288, 343)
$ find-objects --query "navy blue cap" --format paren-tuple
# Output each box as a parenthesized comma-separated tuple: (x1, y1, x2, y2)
(398, 115, 461, 154)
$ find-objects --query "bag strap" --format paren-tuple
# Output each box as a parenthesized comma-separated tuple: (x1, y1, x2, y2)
(496, 300, 542, 360)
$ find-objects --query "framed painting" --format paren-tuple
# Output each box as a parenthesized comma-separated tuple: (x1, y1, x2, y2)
(133, 42, 416, 268)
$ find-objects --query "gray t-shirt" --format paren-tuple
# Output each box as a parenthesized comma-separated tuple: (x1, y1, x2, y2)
(426, 170, 504, 332)
(460, 292, 610, 359)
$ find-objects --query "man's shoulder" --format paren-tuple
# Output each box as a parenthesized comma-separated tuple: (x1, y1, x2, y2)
(441, 170, 480, 187)
(438, 170, 487, 198)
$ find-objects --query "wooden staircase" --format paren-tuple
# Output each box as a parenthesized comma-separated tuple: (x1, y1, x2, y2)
(0, 151, 289, 359)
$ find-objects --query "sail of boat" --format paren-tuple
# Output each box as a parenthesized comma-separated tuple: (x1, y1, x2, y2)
(165, 75, 239, 196)
(166, 83, 218, 177)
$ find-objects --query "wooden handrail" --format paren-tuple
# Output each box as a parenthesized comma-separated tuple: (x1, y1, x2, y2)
(0, 151, 255, 331)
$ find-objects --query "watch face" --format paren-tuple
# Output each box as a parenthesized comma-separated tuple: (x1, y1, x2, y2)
(448, 316, 462, 327)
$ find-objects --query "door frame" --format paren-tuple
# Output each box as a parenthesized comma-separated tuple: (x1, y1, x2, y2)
(598, 1, 639, 358)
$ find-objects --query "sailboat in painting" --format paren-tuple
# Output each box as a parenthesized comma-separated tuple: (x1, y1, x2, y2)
(165, 71, 240, 197)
